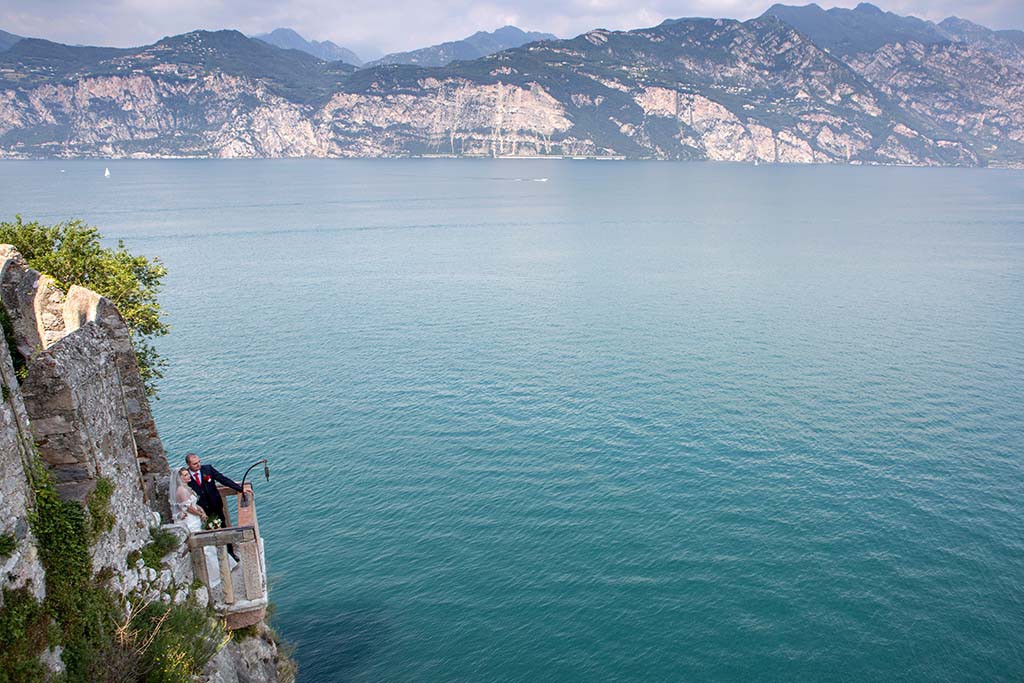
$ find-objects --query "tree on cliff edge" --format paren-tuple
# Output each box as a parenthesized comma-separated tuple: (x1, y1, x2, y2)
(0, 215, 168, 395)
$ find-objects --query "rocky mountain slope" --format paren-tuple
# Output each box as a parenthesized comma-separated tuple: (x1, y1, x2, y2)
(766, 3, 1024, 164)
(368, 25, 557, 67)
(254, 28, 362, 66)
(0, 4, 1020, 164)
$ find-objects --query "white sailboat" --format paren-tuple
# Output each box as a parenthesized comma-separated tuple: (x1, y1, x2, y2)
(104, 167, 110, 178)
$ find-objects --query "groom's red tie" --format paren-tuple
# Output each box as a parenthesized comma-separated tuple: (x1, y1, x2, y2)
(194, 472, 201, 486)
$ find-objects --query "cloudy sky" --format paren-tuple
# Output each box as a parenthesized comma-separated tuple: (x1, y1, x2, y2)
(3, 0, 1021, 59)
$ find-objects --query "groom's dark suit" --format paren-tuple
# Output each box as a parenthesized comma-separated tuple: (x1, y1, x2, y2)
(186, 464, 243, 527)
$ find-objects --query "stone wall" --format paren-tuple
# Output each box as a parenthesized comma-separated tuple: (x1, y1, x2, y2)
(0, 310, 46, 604)
(0, 248, 168, 518)
(0, 244, 165, 577)
(21, 322, 156, 570)
(63, 285, 168, 516)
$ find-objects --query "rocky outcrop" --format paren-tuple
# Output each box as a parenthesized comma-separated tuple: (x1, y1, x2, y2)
(204, 623, 294, 683)
(319, 78, 573, 156)
(0, 246, 290, 680)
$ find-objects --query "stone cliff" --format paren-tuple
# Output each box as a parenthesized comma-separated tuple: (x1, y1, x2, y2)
(0, 246, 291, 682)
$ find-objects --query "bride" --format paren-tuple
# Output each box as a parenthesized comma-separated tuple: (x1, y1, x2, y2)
(171, 467, 233, 588)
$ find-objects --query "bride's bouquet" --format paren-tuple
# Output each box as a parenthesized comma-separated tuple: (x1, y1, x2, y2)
(203, 517, 223, 530)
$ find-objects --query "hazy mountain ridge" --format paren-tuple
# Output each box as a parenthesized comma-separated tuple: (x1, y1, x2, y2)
(939, 16, 1024, 56)
(763, 2, 950, 55)
(0, 29, 22, 52)
(254, 28, 363, 66)
(0, 6, 1019, 165)
(368, 26, 557, 67)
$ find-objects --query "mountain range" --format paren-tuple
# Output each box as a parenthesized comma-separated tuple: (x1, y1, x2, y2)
(0, 3, 1021, 165)
(252, 25, 557, 69)
(253, 28, 363, 66)
(367, 26, 557, 67)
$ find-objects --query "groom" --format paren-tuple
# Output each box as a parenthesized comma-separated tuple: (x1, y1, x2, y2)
(185, 452, 244, 560)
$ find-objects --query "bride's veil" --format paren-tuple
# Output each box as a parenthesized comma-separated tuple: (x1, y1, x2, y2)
(168, 469, 183, 519)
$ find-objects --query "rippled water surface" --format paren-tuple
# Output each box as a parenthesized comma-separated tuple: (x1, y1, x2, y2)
(2, 160, 1023, 681)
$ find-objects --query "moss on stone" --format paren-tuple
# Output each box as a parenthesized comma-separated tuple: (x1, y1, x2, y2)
(0, 533, 16, 559)
(86, 477, 116, 542)
(28, 460, 118, 678)
(0, 586, 50, 683)
(140, 527, 179, 570)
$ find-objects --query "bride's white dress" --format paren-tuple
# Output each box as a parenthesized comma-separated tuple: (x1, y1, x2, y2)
(175, 490, 226, 589)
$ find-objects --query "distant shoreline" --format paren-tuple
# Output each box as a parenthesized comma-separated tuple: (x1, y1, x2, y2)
(2, 155, 1019, 168)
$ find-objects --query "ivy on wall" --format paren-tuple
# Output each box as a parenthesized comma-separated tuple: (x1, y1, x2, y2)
(0, 455, 224, 682)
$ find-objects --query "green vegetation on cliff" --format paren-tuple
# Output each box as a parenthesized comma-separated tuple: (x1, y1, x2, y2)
(0, 454, 224, 682)
(0, 233, 225, 680)
(128, 527, 180, 571)
(86, 477, 116, 543)
(0, 585, 50, 682)
(0, 533, 15, 559)
(0, 216, 168, 395)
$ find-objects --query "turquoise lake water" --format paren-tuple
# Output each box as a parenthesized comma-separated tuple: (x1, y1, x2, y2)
(1, 160, 1023, 681)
